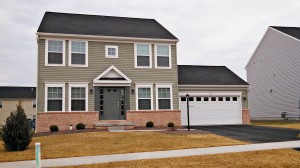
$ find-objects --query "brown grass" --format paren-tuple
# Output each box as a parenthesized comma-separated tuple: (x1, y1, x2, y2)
(0, 132, 245, 162)
(252, 120, 300, 130)
(61, 149, 300, 168)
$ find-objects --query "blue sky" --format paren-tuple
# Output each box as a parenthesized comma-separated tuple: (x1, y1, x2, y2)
(1, 0, 300, 86)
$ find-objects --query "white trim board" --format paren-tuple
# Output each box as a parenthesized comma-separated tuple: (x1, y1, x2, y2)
(93, 65, 132, 86)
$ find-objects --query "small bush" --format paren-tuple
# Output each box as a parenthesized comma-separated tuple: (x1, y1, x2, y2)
(167, 122, 175, 127)
(50, 125, 59, 132)
(146, 121, 154, 128)
(76, 123, 85, 130)
(0, 101, 33, 151)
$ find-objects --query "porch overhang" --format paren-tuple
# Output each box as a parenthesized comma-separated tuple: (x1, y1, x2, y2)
(93, 65, 132, 86)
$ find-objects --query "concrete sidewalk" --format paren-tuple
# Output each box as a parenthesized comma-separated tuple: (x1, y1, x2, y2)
(1, 140, 300, 168)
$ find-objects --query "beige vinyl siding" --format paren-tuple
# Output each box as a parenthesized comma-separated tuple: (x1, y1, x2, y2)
(0, 99, 36, 126)
(37, 39, 178, 112)
(178, 86, 249, 109)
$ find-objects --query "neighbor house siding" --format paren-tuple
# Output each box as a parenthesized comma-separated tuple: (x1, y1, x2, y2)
(0, 99, 36, 126)
(246, 28, 300, 119)
(37, 38, 179, 112)
(178, 86, 249, 109)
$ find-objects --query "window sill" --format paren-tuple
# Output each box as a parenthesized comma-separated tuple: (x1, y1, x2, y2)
(45, 64, 65, 67)
(69, 64, 88, 67)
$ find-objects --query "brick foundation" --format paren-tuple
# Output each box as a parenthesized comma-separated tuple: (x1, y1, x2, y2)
(36, 112, 99, 132)
(242, 109, 250, 125)
(126, 110, 181, 127)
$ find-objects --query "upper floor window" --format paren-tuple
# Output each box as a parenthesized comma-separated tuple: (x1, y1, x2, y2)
(135, 44, 152, 68)
(155, 44, 171, 69)
(46, 39, 65, 66)
(105, 45, 118, 58)
(69, 41, 88, 67)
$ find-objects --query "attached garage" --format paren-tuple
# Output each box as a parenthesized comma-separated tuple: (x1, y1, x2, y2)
(178, 65, 250, 126)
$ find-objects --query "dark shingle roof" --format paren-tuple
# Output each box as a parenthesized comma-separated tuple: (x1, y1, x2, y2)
(271, 26, 300, 40)
(178, 65, 249, 85)
(0, 87, 36, 99)
(37, 12, 178, 40)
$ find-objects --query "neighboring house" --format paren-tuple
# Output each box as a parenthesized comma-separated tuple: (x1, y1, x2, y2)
(178, 65, 249, 125)
(36, 12, 250, 132)
(0, 87, 36, 126)
(246, 26, 300, 120)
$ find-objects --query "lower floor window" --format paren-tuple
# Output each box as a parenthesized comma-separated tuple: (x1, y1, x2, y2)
(137, 87, 152, 110)
(47, 87, 63, 111)
(157, 86, 172, 110)
(70, 86, 87, 111)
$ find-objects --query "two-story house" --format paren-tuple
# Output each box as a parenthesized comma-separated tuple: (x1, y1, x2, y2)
(36, 12, 250, 132)
(36, 12, 180, 132)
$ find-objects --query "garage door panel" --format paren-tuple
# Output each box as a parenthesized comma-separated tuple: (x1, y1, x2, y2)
(180, 95, 242, 126)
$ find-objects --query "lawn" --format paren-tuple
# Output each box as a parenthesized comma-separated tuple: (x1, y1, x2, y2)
(252, 120, 300, 130)
(0, 131, 246, 162)
(60, 149, 300, 168)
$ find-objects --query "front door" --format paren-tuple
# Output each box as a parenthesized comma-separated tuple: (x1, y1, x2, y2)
(99, 87, 126, 120)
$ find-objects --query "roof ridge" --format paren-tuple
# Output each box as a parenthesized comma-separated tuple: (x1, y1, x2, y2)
(45, 11, 154, 21)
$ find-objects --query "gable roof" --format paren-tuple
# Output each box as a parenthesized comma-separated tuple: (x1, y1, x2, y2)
(178, 65, 249, 85)
(271, 26, 300, 40)
(37, 12, 178, 40)
(0, 87, 36, 99)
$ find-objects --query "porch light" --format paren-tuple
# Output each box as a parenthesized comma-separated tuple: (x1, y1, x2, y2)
(131, 89, 135, 94)
(90, 89, 93, 94)
(186, 93, 190, 131)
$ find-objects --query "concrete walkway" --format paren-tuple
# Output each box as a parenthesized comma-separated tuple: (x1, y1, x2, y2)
(1, 140, 300, 168)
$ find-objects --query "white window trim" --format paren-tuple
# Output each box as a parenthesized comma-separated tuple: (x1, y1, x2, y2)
(68, 83, 89, 112)
(134, 43, 152, 68)
(135, 84, 153, 110)
(68, 40, 88, 67)
(154, 44, 172, 69)
(45, 83, 65, 112)
(105, 45, 118, 58)
(156, 84, 173, 110)
(45, 39, 66, 66)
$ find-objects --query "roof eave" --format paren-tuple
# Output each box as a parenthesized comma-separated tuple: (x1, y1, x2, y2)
(36, 32, 179, 43)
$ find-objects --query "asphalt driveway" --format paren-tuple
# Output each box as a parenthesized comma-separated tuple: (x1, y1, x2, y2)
(192, 125, 300, 143)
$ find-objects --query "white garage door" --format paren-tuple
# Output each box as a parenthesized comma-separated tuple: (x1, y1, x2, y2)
(180, 94, 242, 126)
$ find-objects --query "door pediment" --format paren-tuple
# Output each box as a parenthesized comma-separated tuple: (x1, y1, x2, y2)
(93, 65, 132, 86)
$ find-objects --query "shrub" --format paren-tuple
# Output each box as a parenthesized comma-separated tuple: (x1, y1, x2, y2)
(0, 101, 33, 151)
(76, 123, 85, 130)
(146, 121, 154, 128)
(50, 125, 59, 132)
(167, 122, 175, 127)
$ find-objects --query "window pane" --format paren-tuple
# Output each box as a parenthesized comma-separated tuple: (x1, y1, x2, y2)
(137, 44, 149, 56)
(108, 48, 116, 56)
(157, 45, 169, 56)
(211, 97, 216, 101)
(138, 88, 150, 98)
(48, 53, 63, 64)
(138, 99, 151, 110)
(204, 97, 209, 101)
(196, 97, 201, 101)
(157, 56, 169, 67)
(226, 97, 231, 101)
(219, 97, 223, 101)
(158, 99, 171, 109)
(71, 53, 85, 65)
(71, 100, 85, 111)
(47, 100, 62, 111)
(71, 87, 85, 99)
(158, 88, 170, 98)
(137, 56, 150, 66)
(48, 87, 62, 99)
(48, 40, 63, 52)
(233, 97, 238, 101)
(181, 97, 186, 101)
(71, 41, 85, 53)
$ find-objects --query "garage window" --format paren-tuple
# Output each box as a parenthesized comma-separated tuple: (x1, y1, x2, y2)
(211, 97, 216, 101)
(204, 97, 209, 101)
(218, 97, 223, 101)
(196, 97, 201, 101)
(181, 97, 186, 101)
(226, 97, 231, 101)
(188, 97, 194, 101)
(232, 97, 238, 101)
